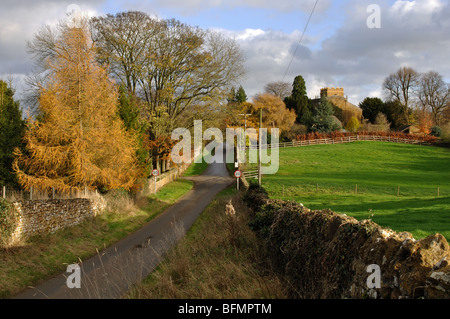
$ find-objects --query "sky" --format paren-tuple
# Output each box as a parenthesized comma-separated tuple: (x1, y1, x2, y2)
(1, 0, 449, 108)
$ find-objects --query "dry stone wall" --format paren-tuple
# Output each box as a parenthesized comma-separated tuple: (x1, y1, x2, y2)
(245, 186, 450, 299)
(5, 162, 193, 245)
(9, 198, 105, 243)
(143, 162, 191, 196)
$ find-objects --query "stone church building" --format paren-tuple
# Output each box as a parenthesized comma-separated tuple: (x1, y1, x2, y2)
(313, 87, 363, 124)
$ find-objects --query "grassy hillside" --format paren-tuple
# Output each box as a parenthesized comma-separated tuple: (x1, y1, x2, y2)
(259, 141, 450, 240)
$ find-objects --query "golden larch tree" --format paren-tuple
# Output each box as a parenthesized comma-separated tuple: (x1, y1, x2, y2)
(14, 20, 141, 192)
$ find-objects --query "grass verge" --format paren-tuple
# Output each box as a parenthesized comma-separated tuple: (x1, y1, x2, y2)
(183, 150, 210, 176)
(0, 179, 193, 299)
(125, 186, 286, 299)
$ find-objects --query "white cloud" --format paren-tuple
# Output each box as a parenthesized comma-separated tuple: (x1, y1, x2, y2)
(218, 0, 450, 105)
(151, 0, 331, 15)
(1, 0, 449, 109)
(391, 0, 416, 15)
(234, 28, 265, 41)
(0, 1, 104, 98)
(218, 28, 315, 99)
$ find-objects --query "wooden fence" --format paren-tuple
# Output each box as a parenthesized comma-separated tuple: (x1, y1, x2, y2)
(245, 134, 430, 150)
(239, 135, 435, 188)
(242, 169, 259, 180)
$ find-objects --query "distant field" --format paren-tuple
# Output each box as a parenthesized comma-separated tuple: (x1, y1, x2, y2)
(257, 141, 450, 241)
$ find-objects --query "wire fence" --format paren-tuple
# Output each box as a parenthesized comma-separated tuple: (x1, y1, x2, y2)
(263, 182, 450, 198)
(238, 135, 447, 198)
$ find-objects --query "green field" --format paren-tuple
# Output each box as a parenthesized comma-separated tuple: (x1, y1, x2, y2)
(257, 141, 450, 240)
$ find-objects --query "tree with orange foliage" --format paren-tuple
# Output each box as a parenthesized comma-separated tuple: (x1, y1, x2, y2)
(13, 18, 140, 192)
(416, 108, 433, 135)
(252, 93, 296, 133)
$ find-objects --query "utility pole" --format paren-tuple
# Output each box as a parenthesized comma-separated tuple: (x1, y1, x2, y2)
(239, 113, 251, 151)
(238, 113, 251, 132)
(258, 108, 262, 186)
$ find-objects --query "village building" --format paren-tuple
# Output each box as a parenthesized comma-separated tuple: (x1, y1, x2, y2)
(312, 87, 363, 124)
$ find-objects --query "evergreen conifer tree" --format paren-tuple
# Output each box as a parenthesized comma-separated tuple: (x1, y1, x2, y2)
(0, 80, 25, 186)
(284, 75, 311, 125)
(310, 97, 335, 133)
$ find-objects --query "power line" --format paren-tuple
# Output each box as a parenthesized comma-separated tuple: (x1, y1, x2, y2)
(282, 0, 319, 82)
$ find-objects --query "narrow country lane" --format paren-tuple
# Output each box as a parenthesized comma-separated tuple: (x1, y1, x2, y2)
(13, 144, 234, 299)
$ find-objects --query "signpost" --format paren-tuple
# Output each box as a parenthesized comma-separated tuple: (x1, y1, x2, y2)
(234, 170, 242, 190)
(152, 169, 159, 194)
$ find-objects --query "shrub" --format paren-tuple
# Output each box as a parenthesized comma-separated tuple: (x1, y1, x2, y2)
(345, 116, 360, 132)
(441, 122, 450, 143)
(430, 126, 442, 137)
(282, 123, 308, 141)
(242, 182, 269, 214)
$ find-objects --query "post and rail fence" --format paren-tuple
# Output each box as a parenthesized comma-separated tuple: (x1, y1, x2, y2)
(245, 134, 432, 151)
(239, 134, 443, 197)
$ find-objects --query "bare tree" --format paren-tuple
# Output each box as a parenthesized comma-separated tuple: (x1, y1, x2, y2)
(383, 66, 419, 124)
(91, 12, 245, 136)
(26, 11, 246, 133)
(25, 24, 59, 114)
(264, 81, 291, 100)
(417, 71, 450, 126)
(89, 11, 245, 169)
(90, 12, 159, 96)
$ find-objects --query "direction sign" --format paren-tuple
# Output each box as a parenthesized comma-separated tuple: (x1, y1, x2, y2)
(234, 170, 242, 178)
(152, 169, 160, 177)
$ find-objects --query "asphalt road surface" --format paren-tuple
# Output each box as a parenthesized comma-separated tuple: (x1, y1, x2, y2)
(14, 144, 234, 299)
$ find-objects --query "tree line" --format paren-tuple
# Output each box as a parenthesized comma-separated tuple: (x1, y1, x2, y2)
(0, 11, 245, 193)
(223, 75, 344, 144)
(249, 75, 347, 138)
(2, 10, 449, 192)
(360, 67, 450, 133)
(256, 67, 450, 139)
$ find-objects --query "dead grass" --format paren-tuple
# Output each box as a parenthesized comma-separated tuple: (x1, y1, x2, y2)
(126, 187, 287, 299)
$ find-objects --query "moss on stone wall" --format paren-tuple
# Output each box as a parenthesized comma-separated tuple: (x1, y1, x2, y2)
(245, 186, 450, 299)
